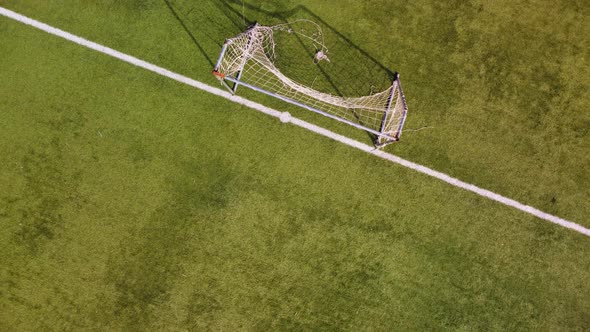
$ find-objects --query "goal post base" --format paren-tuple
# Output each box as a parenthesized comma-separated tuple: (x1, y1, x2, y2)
(374, 137, 399, 148)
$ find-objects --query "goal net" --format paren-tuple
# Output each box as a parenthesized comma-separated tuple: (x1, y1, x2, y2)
(213, 22, 408, 146)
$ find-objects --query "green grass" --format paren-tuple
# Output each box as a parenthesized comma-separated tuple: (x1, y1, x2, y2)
(1, 0, 589, 330)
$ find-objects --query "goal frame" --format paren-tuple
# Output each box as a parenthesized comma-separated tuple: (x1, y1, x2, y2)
(212, 25, 408, 147)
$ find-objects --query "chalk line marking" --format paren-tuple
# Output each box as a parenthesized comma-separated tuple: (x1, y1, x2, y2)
(1, 6, 588, 237)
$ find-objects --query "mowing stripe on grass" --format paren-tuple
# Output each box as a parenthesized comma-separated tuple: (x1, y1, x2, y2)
(1, 6, 588, 238)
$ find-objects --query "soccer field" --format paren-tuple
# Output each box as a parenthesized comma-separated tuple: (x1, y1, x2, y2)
(1, 0, 589, 330)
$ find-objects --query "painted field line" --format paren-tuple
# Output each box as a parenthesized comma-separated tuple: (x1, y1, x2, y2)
(1, 6, 588, 238)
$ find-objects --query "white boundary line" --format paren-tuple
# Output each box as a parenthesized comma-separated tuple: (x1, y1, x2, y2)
(1, 6, 588, 237)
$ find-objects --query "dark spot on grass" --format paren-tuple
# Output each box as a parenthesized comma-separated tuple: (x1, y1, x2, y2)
(184, 289, 222, 329)
(101, 155, 235, 328)
(11, 105, 85, 253)
(14, 148, 66, 253)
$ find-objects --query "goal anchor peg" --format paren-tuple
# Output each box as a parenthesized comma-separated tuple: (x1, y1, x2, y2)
(212, 70, 225, 79)
(212, 69, 235, 94)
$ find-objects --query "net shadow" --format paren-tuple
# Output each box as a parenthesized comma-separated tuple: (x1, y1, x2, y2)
(161, 0, 249, 70)
(163, 0, 215, 67)
(164, 0, 401, 143)
(217, 0, 400, 143)
(218, 0, 397, 95)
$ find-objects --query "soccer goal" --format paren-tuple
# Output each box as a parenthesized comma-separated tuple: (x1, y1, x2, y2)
(212, 22, 408, 147)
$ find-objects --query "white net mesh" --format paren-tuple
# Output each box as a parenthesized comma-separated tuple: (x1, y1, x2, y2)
(214, 23, 407, 144)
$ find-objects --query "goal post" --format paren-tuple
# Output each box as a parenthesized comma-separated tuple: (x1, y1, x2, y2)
(212, 23, 408, 147)
(377, 73, 408, 146)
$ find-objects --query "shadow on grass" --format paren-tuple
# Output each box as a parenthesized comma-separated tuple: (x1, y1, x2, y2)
(163, 0, 215, 67)
(164, 0, 401, 142)
(164, 0, 398, 93)
(219, 0, 397, 95)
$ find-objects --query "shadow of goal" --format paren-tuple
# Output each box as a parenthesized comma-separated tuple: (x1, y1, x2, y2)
(212, 22, 408, 147)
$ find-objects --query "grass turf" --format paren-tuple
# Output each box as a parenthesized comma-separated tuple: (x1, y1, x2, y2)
(0, 0, 589, 330)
